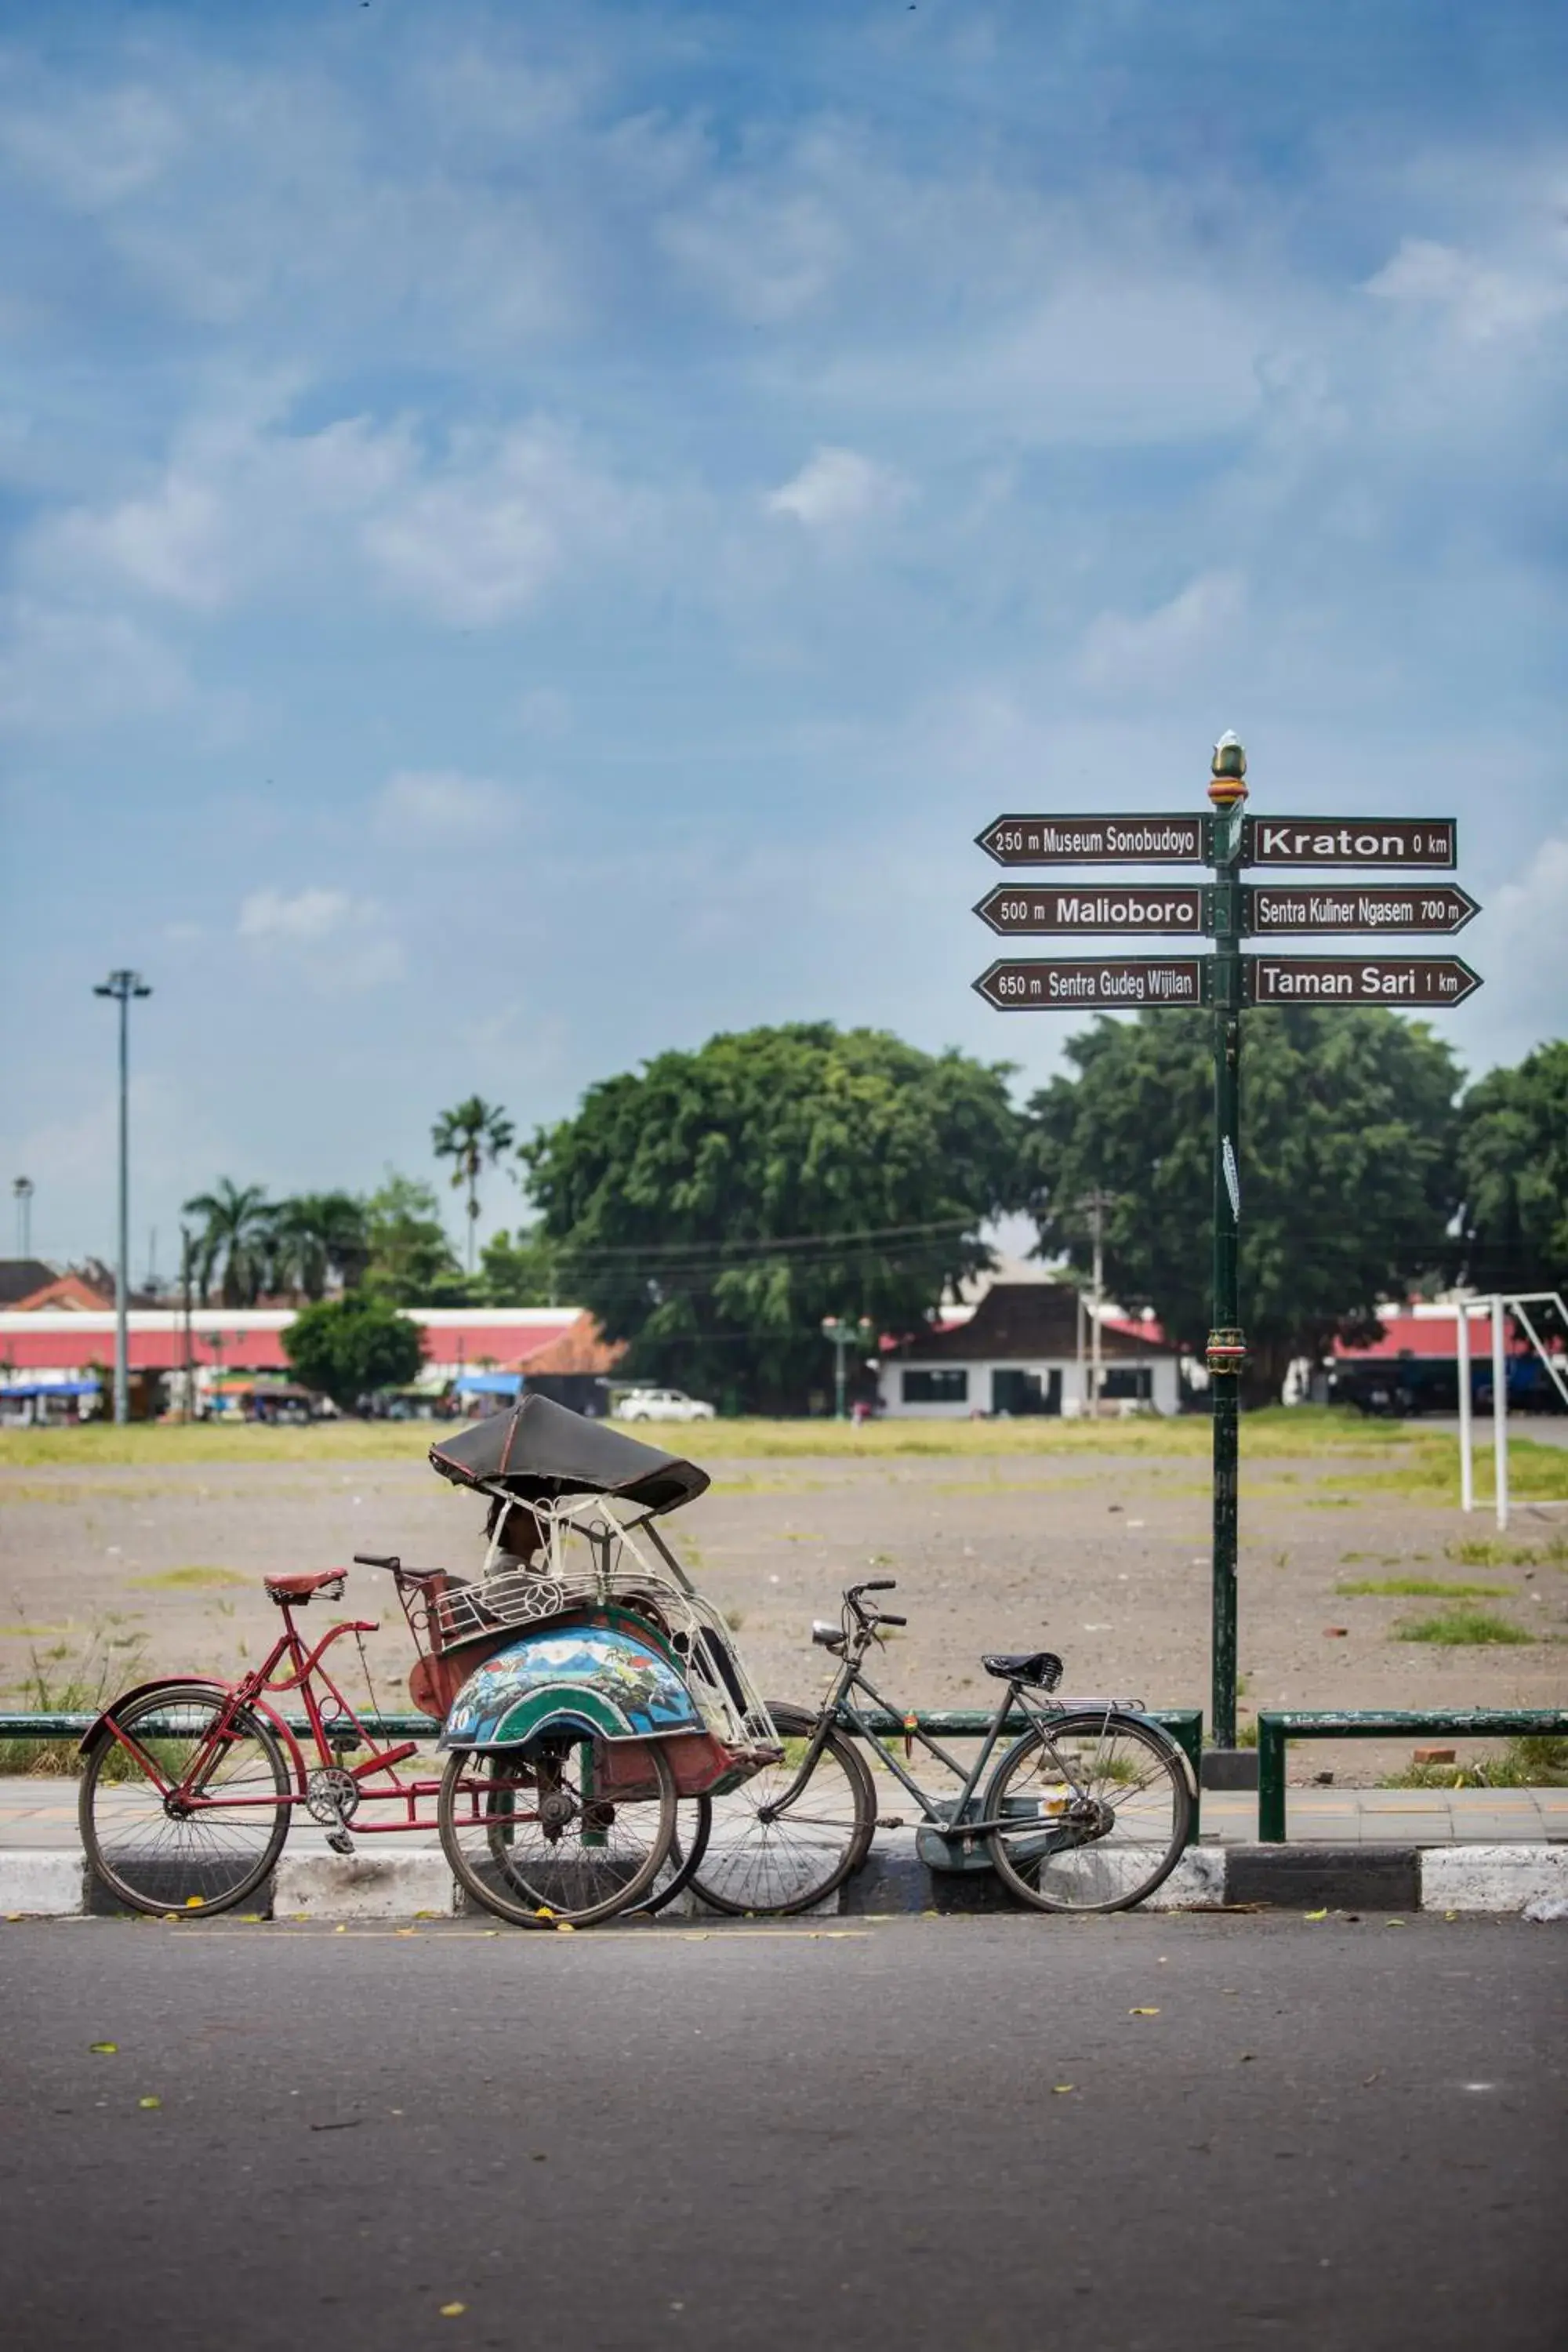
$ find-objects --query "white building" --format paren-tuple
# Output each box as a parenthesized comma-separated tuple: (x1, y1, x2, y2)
(878, 1282, 1180, 1419)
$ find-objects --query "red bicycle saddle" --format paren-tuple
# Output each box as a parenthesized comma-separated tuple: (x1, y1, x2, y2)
(263, 1570, 347, 1606)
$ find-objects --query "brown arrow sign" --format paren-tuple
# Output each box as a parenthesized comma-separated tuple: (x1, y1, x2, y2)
(1246, 883, 1479, 936)
(977, 813, 1207, 866)
(1246, 956, 1482, 1007)
(975, 957, 1207, 1011)
(975, 884, 1206, 936)
(1244, 816, 1455, 869)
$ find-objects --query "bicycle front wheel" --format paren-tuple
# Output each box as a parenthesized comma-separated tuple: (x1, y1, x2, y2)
(985, 1711, 1192, 1914)
(79, 1682, 293, 1917)
(687, 1702, 876, 1917)
(438, 1741, 677, 1928)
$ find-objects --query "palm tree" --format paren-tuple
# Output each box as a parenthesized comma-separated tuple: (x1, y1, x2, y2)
(267, 1192, 371, 1301)
(182, 1180, 272, 1307)
(431, 1098, 515, 1273)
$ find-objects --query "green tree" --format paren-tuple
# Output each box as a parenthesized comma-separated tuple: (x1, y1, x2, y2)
(266, 1192, 371, 1301)
(361, 1174, 470, 1304)
(282, 1293, 426, 1410)
(182, 1179, 272, 1306)
(524, 1024, 1025, 1413)
(432, 1096, 516, 1273)
(477, 1225, 559, 1306)
(1022, 1007, 1461, 1406)
(1454, 1040, 1568, 1296)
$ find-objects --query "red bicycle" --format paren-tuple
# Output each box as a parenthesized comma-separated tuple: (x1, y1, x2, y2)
(77, 1556, 684, 1925)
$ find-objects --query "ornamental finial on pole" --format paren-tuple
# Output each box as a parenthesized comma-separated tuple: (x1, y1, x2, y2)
(1208, 731, 1247, 810)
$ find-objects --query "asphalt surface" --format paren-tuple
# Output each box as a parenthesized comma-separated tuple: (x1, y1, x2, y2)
(2, 1914, 1563, 2352)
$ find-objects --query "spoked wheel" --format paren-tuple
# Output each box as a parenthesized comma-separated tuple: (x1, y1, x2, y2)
(985, 1711, 1192, 1914)
(79, 1682, 293, 1917)
(686, 1702, 876, 1917)
(628, 1795, 713, 1918)
(438, 1740, 677, 1928)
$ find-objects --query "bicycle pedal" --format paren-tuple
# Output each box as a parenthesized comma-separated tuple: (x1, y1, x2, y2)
(325, 1829, 355, 1857)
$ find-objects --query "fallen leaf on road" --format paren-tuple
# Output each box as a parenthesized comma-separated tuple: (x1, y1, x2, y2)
(185, 1895, 204, 1908)
(1304, 1908, 1328, 1922)
(1129, 2007, 1160, 2016)
(1051, 2084, 1075, 2095)
(1239, 2053, 1256, 2063)
(89, 2042, 118, 2055)
(309, 2118, 365, 2133)
(555, 1922, 576, 1934)
(439, 2303, 466, 2318)
(138, 2096, 161, 2110)
(1363, 2071, 1383, 2085)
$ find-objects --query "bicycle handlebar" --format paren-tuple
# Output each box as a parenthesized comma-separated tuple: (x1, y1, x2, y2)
(354, 1553, 400, 1570)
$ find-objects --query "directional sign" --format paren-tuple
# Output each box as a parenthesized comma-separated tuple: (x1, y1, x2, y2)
(975, 957, 1207, 1011)
(977, 814, 1207, 866)
(1246, 956, 1481, 1007)
(975, 883, 1206, 937)
(1245, 883, 1479, 937)
(1244, 816, 1455, 869)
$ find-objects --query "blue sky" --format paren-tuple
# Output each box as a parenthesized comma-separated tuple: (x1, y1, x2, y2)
(2, 0, 1564, 1274)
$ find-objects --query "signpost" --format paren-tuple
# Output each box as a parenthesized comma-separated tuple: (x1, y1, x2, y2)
(1243, 816, 1455, 868)
(974, 957, 1206, 1011)
(1246, 883, 1478, 935)
(978, 814, 1207, 866)
(970, 740, 1482, 1778)
(1247, 955, 1481, 1006)
(975, 884, 1205, 936)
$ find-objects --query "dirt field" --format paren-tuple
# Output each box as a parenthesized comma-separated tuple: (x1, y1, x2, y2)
(2, 1414, 1564, 1785)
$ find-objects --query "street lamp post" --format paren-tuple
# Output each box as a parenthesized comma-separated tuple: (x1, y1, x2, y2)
(93, 971, 152, 1426)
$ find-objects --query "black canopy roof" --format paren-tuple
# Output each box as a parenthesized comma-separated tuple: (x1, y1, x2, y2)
(428, 1392, 710, 1514)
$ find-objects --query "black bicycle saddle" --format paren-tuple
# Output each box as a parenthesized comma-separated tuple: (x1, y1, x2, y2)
(981, 1650, 1064, 1690)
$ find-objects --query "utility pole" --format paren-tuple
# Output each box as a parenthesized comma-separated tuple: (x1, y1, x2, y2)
(180, 1225, 195, 1424)
(1204, 735, 1249, 1753)
(1076, 1190, 1116, 1416)
(13, 1176, 34, 1259)
(93, 971, 151, 1427)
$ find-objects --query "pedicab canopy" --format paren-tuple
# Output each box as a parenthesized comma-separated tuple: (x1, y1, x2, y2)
(428, 1391, 710, 1515)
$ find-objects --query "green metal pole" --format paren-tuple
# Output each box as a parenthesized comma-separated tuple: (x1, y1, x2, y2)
(1206, 735, 1248, 1751)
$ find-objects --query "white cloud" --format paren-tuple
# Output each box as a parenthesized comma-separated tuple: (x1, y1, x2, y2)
(238, 887, 402, 988)
(1078, 571, 1247, 690)
(1364, 238, 1568, 341)
(0, 84, 182, 209)
(372, 770, 523, 847)
(1454, 834, 1568, 1072)
(362, 423, 637, 626)
(0, 598, 192, 733)
(25, 405, 637, 630)
(766, 446, 910, 531)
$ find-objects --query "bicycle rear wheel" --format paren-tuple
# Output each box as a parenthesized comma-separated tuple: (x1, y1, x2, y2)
(79, 1682, 292, 1917)
(985, 1711, 1192, 1914)
(438, 1740, 677, 1928)
(686, 1702, 876, 1917)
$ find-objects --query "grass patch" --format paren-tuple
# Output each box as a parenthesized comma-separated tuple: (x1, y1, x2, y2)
(1394, 1606, 1533, 1647)
(127, 1566, 246, 1591)
(2, 1623, 150, 1775)
(1449, 1534, 1568, 1569)
(1337, 1575, 1511, 1599)
(1389, 1735, 1568, 1789)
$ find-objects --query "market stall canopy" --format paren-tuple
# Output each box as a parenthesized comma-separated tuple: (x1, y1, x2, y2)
(428, 1391, 709, 1514)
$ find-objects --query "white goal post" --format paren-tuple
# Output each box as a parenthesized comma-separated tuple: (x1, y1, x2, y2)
(1454, 1291, 1568, 1529)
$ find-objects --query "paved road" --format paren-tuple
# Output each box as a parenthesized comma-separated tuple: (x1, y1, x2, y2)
(2, 1914, 1562, 2352)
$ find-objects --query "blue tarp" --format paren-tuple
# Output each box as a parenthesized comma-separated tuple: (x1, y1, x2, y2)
(0, 1380, 103, 1398)
(449, 1370, 521, 1396)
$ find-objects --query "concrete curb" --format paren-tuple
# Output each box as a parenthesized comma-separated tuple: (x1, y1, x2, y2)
(5, 1842, 1567, 1922)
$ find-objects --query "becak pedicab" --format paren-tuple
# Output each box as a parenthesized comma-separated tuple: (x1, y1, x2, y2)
(423, 1396, 780, 1927)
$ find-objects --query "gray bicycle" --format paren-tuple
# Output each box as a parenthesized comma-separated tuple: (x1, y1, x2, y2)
(688, 1578, 1194, 1916)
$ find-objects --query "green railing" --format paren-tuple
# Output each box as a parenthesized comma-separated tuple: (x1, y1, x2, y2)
(1256, 1708, 1568, 1842)
(0, 1705, 1205, 1842)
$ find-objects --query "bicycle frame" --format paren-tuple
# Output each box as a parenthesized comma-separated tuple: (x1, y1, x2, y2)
(99, 1601, 451, 1832)
(770, 1638, 1132, 1843)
